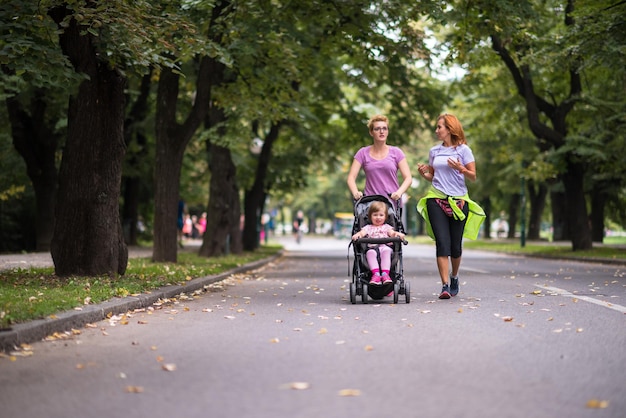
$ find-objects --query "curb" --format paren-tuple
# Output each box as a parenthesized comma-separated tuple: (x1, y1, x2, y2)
(0, 252, 283, 353)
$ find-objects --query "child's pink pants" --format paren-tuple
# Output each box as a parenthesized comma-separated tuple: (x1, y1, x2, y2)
(366, 245, 392, 272)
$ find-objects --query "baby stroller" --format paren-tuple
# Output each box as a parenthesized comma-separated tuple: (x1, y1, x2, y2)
(348, 194, 410, 304)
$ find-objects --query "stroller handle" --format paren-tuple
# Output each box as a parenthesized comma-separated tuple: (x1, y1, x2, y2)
(353, 236, 408, 246)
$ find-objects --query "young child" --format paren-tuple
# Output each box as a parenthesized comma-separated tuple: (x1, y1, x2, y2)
(351, 201, 405, 286)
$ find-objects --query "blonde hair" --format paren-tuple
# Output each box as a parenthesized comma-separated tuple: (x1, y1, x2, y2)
(367, 201, 388, 220)
(438, 113, 467, 146)
(367, 114, 389, 133)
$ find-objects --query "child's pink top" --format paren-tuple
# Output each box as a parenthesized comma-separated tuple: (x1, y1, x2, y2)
(360, 223, 394, 239)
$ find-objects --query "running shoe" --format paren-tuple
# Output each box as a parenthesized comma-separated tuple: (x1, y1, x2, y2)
(381, 272, 392, 285)
(450, 276, 459, 296)
(439, 284, 451, 299)
(369, 274, 382, 286)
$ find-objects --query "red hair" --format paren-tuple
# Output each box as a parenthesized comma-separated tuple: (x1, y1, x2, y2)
(438, 114, 467, 146)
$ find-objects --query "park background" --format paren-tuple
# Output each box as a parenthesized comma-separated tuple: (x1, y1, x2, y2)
(1, 0, 625, 279)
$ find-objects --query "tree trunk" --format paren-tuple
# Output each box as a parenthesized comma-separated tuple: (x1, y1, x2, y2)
(481, 197, 491, 239)
(590, 187, 605, 243)
(5, 92, 59, 252)
(562, 163, 592, 250)
(242, 123, 281, 251)
(152, 67, 188, 263)
(507, 193, 519, 239)
(199, 144, 243, 257)
(526, 181, 547, 240)
(122, 72, 152, 246)
(551, 189, 568, 241)
(49, 7, 128, 276)
(152, 57, 212, 262)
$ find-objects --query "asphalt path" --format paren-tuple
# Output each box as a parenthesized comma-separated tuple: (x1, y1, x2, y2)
(0, 236, 624, 418)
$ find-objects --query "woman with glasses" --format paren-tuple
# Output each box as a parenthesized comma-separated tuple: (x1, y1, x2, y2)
(416, 113, 485, 299)
(347, 114, 412, 205)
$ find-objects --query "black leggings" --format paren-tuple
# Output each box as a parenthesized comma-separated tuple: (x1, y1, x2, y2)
(426, 199, 469, 258)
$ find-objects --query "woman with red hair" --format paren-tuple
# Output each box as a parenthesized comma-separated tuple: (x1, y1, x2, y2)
(417, 114, 485, 299)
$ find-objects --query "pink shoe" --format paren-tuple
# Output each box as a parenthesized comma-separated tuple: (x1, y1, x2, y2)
(369, 274, 382, 286)
(381, 272, 392, 285)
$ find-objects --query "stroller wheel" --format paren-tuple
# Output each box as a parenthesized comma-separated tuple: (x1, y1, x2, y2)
(404, 280, 411, 304)
(361, 283, 369, 304)
(393, 282, 399, 304)
(350, 282, 357, 304)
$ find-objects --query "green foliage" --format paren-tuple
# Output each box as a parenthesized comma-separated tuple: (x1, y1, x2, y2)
(0, 0, 82, 99)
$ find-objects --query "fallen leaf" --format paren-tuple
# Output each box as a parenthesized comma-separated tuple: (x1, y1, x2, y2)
(364, 345, 374, 351)
(502, 316, 514, 322)
(338, 389, 362, 397)
(288, 382, 310, 390)
(586, 399, 609, 409)
(162, 363, 176, 371)
(125, 386, 144, 393)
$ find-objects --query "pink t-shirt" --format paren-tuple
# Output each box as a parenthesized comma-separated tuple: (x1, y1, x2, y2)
(354, 146, 406, 198)
(360, 223, 394, 239)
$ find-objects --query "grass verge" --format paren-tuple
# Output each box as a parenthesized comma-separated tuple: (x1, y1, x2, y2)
(0, 245, 281, 328)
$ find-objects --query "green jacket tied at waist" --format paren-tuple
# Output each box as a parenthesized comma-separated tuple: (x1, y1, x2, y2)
(417, 186, 486, 240)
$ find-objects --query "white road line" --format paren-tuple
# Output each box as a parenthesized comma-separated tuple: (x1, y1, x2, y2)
(463, 267, 490, 274)
(534, 284, 626, 314)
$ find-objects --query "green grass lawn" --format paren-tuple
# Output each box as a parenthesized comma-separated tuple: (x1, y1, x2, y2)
(0, 245, 282, 328)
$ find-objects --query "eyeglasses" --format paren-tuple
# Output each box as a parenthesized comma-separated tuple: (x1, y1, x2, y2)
(373, 127, 388, 132)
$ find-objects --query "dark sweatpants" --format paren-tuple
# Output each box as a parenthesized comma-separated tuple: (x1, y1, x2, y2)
(426, 199, 469, 258)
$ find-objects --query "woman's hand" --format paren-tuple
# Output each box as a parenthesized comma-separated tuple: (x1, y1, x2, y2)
(353, 191, 363, 200)
(447, 157, 464, 173)
(417, 163, 433, 180)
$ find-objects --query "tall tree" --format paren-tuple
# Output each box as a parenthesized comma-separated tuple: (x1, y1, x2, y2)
(48, 4, 128, 275)
(47, 0, 208, 274)
(441, 0, 598, 250)
(151, 0, 229, 262)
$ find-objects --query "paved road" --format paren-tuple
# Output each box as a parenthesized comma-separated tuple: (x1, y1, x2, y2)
(1, 236, 624, 418)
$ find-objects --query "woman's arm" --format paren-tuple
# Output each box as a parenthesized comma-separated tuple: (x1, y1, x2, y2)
(347, 159, 363, 200)
(460, 161, 476, 182)
(391, 158, 413, 201)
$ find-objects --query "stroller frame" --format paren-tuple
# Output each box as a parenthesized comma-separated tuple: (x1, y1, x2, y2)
(348, 194, 410, 304)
